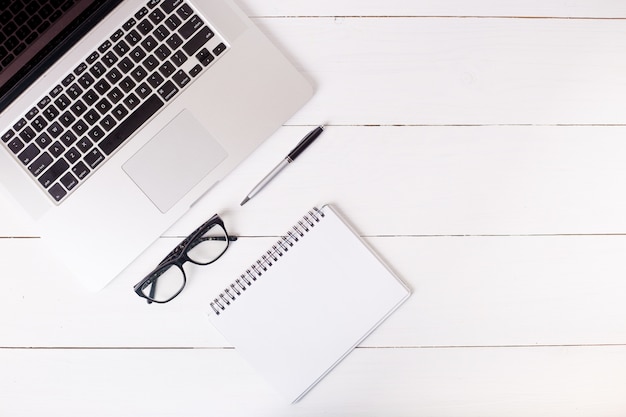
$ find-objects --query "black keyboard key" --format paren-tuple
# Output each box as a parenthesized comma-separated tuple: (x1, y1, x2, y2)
(140, 35, 157, 52)
(78, 73, 95, 88)
(157, 80, 179, 101)
(123, 18, 137, 31)
(189, 65, 202, 77)
(82, 89, 99, 106)
(102, 51, 118, 67)
(94, 79, 111, 95)
(70, 100, 87, 117)
(29, 152, 53, 177)
(19, 126, 36, 142)
(119, 76, 136, 92)
(37, 96, 51, 109)
(77, 137, 93, 153)
(32, 116, 48, 132)
(149, 9, 165, 24)
(2, 130, 15, 142)
(179, 15, 202, 39)
(49, 141, 65, 158)
(74, 62, 88, 75)
(59, 111, 76, 127)
(54, 94, 71, 111)
(106, 67, 123, 84)
(99, 94, 163, 155)
(13, 118, 27, 131)
(131, 66, 148, 82)
(47, 122, 63, 138)
(159, 61, 175, 77)
(125, 29, 141, 46)
(98, 40, 112, 53)
(84, 147, 104, 168)
(213, 43, 227, 56)
(123, 93, 140, 110)
(62, 73, 75, 86)
(48, 183, 67, 202)
(39, 158, 69, 188)
(60, 172, 78, 191)
(147, 72, 164, 88)
(95, 98, 113, 115)
(138, 19, 154, 35)
(88, 126, 105, 142)
(100, 115, 117, 131)
(35, 132, 52, 149)
(171, 50, 187, 66)
(130, 46, 147, 63)
(177, 4, 193, 20)
(114, 40, 130, 57)
(84, 109, 101, 125)
(147, 0, 160, 9)
(172, 69, 190, 88)
(154, 44, 171, 60)
(161, 0, 183, 14)
(143, 54, 159, 71)
(135, 82, 150, 99)
(196, 48, 214, 66)
(165, 15, 181, 31)
(107, 87, 123, 104)
(86, 51, 99, 64)
(90, 62, 107, 78)
(183, 26, 213, 56)
(50, 84, 63, 98)
(72, 120, 89, 136)
(18, 143, 40, 165)
(72, 161, 90, 180)
(112, 104, 129, 121)
(8, 137, 25, 154)
(118, 57, 134, 73)
(111, 29, 124, 42)
(135, 7, 149, 20)
(60, 131, 78, 147)
(26, 107, 39, 120)
(153, 24, 169, 41)
(166, 33, 182, 50)
(65, 147, 81, 164)
(67, 83, 83, 99)
(43, 105, 59, 121)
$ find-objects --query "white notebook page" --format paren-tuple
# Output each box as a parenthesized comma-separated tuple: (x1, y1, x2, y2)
(208, 205, 410, 402)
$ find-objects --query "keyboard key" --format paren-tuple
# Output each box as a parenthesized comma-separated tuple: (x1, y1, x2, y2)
(183, 26, 213, 56)
(135, 7, 149, 20)
(65, 147, 81, 164)
(165, 15, 182, 31)
(35, 132, 52, 149)
(100, 115, 117, 131)
(171, 50, 187, 66)
(19, 126, 37, 142)
(43, 105, 59, 121)
(90, 62, 107, 78)
(149, 9, 165, 24)
(18, 143, 40, 165)
(48, 183, 67, 202)
(84, 148, 104, 168)
(28, 152, 53, 176)
(112, 104, 129, 121)
(179, 15, 202, 39)
(147, 72, 164, 88)
(88, 126, 105, 142)
(123, 18, 137, 31)
(32, 116, 48, 132)
(213, 43, 227, 56)
(118, 57, 134, 73)
(106, 67, 123, 84)
(82, 89, 99, 106)
(49, 141, 65, 158)
(62, 73, 75, 86)
(153, 24, 170, 41)
(70, 100, 87, 117)
(135, 82, 151, 99)
(98, 40, 112, 53)
(99, 94, 163, 155)
(161, 0, 183, 14)
(102, 51, 118, 66)
(166, 33, 182, 49)
(123, 93, 140, 110)
(26, 107, 39, 120)
(8, 137, 25, 154)
(60, 172, 78, 191)
(86, 51, 100, 64)
(74, 62, 88, 75)
(77, 137, 93, 153)
(196, 48, 214, 66)
(130, 46, 147, 63)
(59, 111, 76, 127)
(37, 96, 51, 109)
(111, 29, 124, 42)
(107, 87, 123, 104)
(131, 66, 148, 82)
(78, 73, 95, 88)
(54, 94, 71, 110)
(50, 84, 63, 98)
(143, 54, 159, 71)
(114, 40, 130, 56)
(157, 80, 179, 101)
(72, 161, 90, 179)
(94, 79, 111, 95)
(154, 44, 171, 60)
(177, 4, 193, 20)
(67, 83, 83, 99)
(72, 120, 89, 136)
(141, 35, 157, 52)
(172, 69, 190, 88)
(159, 61, 175, 77)
(13, 118, 27, 131)
(60, 131, 78, 147)
(138, 19, 154, 35)
(189, 64, 202, 77)
(85, 109, 101, 125)
(39, 158, 69, 188)
(125, 29, 142, 46)
(119, 76, 137, 92)
(95, 98, 113, 115)
(2, 130, 15, 142)
(47, 122, 63, 138)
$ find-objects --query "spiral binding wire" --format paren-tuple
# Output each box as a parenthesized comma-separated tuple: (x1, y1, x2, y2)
(210, 207, 325, 315)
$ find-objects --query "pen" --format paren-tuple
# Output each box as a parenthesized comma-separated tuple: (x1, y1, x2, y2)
(240, 125, 325, 206)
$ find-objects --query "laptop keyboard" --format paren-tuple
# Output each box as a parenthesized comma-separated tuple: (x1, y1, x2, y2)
(1, 0, 229, 204)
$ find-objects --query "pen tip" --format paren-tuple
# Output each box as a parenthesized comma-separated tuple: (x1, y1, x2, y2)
(240, 197, 249, 206)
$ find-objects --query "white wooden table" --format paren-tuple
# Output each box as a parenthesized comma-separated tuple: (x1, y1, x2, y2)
(2, 1, 626, 415)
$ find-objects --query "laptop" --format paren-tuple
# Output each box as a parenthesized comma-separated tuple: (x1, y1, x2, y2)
(0, 0, 313, 290)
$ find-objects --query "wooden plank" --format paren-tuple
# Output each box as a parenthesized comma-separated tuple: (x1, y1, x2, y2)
(2, 234, 625, 347)
(239, 0, 626, 18)
(249, 17, 626, 125)
(1, 346, 625, 416)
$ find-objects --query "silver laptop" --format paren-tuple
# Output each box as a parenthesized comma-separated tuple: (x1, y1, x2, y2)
(0, 0, 313, 290)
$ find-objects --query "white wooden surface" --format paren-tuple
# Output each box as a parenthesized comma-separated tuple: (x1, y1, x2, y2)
(2, 1, 626, 415)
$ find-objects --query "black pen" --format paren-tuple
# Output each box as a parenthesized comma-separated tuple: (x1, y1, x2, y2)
(240, 125, 325, 206)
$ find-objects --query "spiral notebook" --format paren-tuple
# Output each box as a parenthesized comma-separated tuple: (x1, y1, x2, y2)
(208, 204, 410, 402)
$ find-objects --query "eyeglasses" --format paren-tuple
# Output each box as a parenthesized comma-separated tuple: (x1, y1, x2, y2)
(133, 214, 236, 304)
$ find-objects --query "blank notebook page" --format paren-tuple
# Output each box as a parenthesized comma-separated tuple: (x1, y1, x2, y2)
(208, 205, 410, 402)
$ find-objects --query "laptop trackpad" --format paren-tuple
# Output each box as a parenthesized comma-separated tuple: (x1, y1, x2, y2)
(123, 110, 228, 213)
